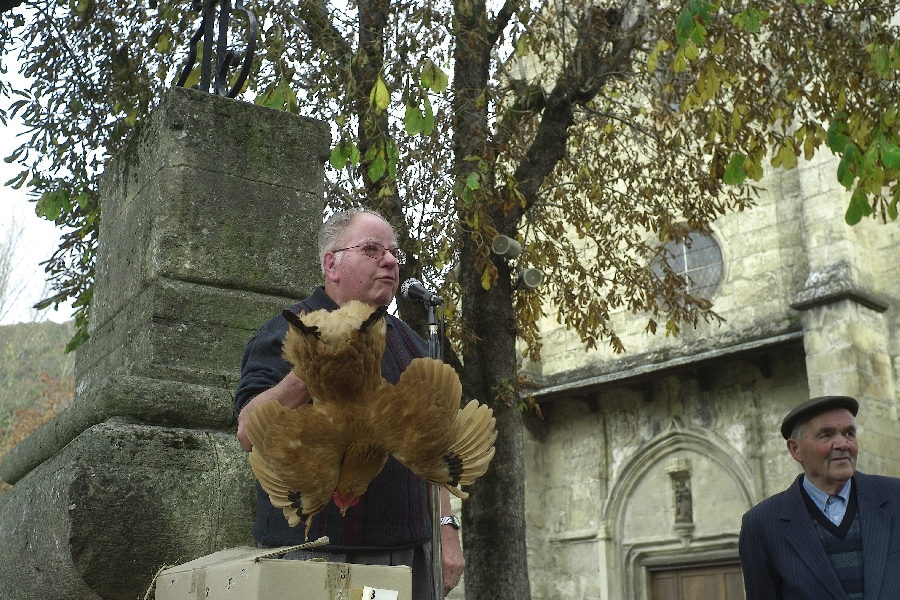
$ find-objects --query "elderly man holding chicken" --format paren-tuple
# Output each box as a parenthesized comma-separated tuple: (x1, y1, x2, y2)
(235, 208, 467, 598)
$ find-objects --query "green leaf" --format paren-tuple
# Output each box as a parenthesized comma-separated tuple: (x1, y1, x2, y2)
(4, 169, 28, 189)
(673, 49, 687, 73)
(781, 143, 798, 170)
(733, 7, 768, 33)
(420, 61, 449, 93)
(826, 119, 848, 153)
(330, 143, 349, 171)
(387, 140, 399, 179)
(881, 141, 900, 170)
(73, 191, 86, 209)
(676, 7, 694, 48)
(36, 188, 70, 221)
(684, 41, 700, 61)
(370, 75, 390, 112)
(723, 153, 747, 185)
(466, 171, 481, 190)
(515, 35, 529, 58)
(869, 43, 891, 77)
(836, 143, 859, 190)
(845, 187, 871, 225)
(156, 30, 170, 54)
(256, 82, 285, 110)
(481, 267, 492, 290)
(181, 65, 202, 90)
(404, 104, 425, 135)
(4, 145, 24, 163)
(647, 40, 670, 72)
(8, 99, 29, 117)
(423, 96, 434, 136)
(690, 22, 707, 46)
(665, 320, 679, 338)
(368, 156, 386, 182)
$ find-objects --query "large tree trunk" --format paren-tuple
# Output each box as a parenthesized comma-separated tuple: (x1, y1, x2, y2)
(459, 235, 531, 600)
(451, 0, 532, 595)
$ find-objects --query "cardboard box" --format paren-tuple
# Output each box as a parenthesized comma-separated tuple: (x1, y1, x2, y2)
(155, 546, 412, 600)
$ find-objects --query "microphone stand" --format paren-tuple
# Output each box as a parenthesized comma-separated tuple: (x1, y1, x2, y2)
(427, 301, 444, 600)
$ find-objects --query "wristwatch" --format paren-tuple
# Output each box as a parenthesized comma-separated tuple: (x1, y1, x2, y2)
(440, 515, 461, 530)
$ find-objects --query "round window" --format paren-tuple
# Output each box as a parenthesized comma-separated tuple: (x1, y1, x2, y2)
(657, 233, 723, 299)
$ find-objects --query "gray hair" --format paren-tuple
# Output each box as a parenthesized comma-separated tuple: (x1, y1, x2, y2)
(318, 208, 391, 272)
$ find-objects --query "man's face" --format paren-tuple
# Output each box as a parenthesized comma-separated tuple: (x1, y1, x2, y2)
(324, 213, 399, 307)
(787, 408, 858, 495)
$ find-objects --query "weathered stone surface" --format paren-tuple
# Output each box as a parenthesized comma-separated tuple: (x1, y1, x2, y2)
(91, 86, 327, 329)
(77, 281, 302, 392)
(3, 252, 310, 486)
(0, 423, 255, 600)
(791, 261, 889, 312)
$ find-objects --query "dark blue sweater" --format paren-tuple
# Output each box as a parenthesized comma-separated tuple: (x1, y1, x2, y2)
(234, 286, 431, 550)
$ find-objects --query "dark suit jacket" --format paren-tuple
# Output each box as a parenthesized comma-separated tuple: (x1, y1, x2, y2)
(739, 472, 900, 600)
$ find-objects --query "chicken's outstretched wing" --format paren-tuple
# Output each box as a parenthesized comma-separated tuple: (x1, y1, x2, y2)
(378, 357, 497, 498)
(246, 399, 347, 537)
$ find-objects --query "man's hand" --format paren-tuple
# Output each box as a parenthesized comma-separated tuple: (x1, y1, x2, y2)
(236, 371, 311, 451)
(441, 524, 465, 595)
(439, 488, 465, 595)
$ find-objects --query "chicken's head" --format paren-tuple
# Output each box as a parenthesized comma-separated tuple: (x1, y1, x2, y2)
(333, 441, 389, 515)
(332, 489, 361, 516)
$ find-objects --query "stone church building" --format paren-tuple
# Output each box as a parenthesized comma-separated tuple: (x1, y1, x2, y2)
(517, 154, 900, 599)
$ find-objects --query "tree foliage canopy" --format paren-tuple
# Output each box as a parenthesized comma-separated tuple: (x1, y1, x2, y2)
(1, 0, 898, 354)
(1, 0, 899, 596)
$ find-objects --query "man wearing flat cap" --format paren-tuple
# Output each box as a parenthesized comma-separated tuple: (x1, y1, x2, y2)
(739, 396, 900, 600)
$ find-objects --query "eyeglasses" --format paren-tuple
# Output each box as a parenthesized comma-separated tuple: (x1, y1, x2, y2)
(332, 241, 406, 265)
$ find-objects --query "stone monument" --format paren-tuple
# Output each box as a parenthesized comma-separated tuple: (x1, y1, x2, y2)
(0, 86, 330, 599)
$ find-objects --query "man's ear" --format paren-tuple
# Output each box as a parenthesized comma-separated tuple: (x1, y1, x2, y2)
(786, 439, 802, 464)
(323, 252, 339, 283)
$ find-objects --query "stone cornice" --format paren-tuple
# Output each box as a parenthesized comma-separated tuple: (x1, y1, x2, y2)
(527, 330, 804, 403)
(790, 278, 889, 313)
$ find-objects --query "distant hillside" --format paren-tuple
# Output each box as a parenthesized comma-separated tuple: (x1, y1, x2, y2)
(0, 320, 76, 493)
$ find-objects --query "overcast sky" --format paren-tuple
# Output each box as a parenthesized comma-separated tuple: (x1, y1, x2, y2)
(1, 59, 74, 326)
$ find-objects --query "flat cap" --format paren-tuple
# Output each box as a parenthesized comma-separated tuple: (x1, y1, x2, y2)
(781, 396, 859, 440)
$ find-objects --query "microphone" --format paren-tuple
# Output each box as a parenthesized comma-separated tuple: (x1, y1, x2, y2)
(401, 278, 444, 305)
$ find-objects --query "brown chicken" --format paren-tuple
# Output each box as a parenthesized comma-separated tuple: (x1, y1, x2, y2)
(246, 301, 496, 538)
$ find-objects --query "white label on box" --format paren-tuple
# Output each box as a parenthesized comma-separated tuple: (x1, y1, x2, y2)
(360, 586, 399, 600)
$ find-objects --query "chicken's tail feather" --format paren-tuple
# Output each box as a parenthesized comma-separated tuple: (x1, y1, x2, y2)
(283, 308, 321, 339)
(445, 486, 470, 500)
(359, 304, 388, 333)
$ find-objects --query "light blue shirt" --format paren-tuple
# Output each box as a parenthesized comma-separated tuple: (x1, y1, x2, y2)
(803, 476, 852, 525)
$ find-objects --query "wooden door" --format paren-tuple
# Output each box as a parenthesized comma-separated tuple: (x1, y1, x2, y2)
(651, 563, 745, 600)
